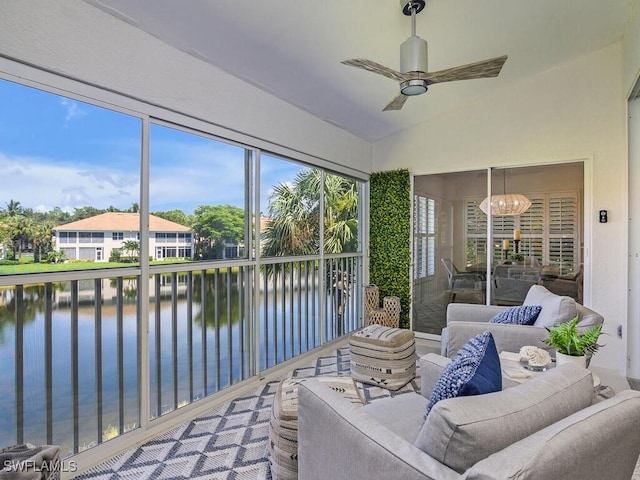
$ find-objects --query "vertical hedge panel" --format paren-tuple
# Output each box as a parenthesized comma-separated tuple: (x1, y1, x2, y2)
(369, 169, 411, 329)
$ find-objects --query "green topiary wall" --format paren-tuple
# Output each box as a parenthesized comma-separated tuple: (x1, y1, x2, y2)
(369, 169, 411, 329)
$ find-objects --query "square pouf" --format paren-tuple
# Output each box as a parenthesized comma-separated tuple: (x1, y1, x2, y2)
(268, 376, 365, 480)
(349, 324, 416, 391)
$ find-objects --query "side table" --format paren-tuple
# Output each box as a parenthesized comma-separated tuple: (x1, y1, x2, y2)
(499, 351, 603, 396)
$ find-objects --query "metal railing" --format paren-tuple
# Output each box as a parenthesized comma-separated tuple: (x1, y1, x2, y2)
(0, 254, 362, 457)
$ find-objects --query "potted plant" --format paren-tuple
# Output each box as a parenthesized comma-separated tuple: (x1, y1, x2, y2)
(545, 316, 604, 368)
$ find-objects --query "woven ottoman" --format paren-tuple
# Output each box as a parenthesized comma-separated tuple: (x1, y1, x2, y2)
(268, 376, 365, 480)
(349, 324, 416, 390)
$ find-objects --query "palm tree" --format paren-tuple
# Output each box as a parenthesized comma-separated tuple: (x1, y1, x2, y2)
(261, 170, 359, 334)
(323, 174, 358, 253)
(32, 222, 54, 262)
(5, 199, 22, 217)
(4, 215, 31, 260)
(261, 170, 358, 257)
(122, 240, 140, 261)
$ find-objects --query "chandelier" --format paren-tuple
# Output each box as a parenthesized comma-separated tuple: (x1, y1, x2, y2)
(479, 170, 531, 216)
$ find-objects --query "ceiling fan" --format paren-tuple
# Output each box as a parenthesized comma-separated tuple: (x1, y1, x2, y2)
(341, 0, 508, 111)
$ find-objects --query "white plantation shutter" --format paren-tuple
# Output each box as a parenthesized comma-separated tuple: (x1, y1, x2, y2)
(548, 194, 578, 274)
(427, 198, 435, 275)
(465, 191, 580, 272)
(465, 199, 487, 265)
(520, 197, 545, 235)
(492, 215, 516, 235)
(414, 195, 436, 278)
(519, 196, 545, 262)
(466, 199, 486, 235)
(491, 215, 516, 261)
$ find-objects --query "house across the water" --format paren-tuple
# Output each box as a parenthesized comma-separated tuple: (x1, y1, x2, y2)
(54, 212, 193, 262)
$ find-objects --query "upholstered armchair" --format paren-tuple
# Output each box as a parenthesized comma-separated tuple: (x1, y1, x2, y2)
(297, 354, 640, 480)
(440, 285, 604, 358)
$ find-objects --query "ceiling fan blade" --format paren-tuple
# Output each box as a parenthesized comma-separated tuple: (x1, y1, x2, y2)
(341, 58, 409, 83)
(416, 55, 508, 84)
(383, 92, 409, 111)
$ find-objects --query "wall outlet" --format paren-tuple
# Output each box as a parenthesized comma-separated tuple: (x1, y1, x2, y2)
(618, 324, 623, 339)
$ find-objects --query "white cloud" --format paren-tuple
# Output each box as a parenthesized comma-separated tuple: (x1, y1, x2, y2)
(0, 153, 138, 213)
(60, 98, 87, 122)
(0, 138, 313, 217)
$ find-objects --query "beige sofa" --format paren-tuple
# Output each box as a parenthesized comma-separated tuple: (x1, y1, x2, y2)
(297, 354, 640, 480)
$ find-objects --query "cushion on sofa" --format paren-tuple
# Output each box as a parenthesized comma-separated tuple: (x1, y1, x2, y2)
(489, 305, 542, 325)
(524, 284, 577, 328)
(414, 363, 594, 473)
(424, 331, 501, 418)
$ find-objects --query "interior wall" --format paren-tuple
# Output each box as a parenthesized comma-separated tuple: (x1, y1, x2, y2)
(629, 98, 640, 379)
(414, 165, 584, 198)
(0, 0, 372, 174)
(375, 43, 627, 372)
(624, 1, 640, 380)
(622, 0, 640, 96)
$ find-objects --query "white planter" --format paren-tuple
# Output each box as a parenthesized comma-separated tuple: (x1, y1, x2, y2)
(555, 352, 588, 369)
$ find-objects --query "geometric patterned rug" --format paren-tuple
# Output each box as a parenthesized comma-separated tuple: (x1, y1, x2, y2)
(73, 346, 421, 480)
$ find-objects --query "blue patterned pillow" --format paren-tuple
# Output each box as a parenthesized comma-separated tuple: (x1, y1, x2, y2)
(425, 331, 501, 417)
(489, 305, 542, 325)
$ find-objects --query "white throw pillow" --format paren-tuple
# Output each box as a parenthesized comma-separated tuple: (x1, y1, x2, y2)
(524, 285, 577, 327)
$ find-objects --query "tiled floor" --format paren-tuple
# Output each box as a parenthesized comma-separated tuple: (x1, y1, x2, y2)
(73, 338, 639, 479)
(74, 339, 440, 479)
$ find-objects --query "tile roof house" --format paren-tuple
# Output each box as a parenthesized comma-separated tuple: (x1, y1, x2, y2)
(54, 212, 193, 262)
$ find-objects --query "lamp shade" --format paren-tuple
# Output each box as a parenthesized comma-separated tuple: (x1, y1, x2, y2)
(479, 193, 531, 216)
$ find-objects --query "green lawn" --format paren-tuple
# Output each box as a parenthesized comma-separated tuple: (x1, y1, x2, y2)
(0, 259, 193, 275)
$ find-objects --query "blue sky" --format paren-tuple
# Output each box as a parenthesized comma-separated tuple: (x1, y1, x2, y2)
(0, 78, 305, 216)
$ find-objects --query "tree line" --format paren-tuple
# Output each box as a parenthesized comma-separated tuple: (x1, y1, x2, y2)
(0, 170, 358, 263)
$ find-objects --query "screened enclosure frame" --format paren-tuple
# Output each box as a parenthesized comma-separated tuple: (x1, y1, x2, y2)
(0, 56, 369, 470)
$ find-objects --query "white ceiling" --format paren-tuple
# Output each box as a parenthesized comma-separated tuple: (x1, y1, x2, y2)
(84, 0, 633, 142)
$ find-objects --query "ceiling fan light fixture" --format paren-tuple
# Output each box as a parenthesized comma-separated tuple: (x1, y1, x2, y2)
(400, 79, 428, 95)
(340, 0, 507, 111)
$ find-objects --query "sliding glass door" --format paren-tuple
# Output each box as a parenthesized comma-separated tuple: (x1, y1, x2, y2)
(412, 170, 487, 335)
(412, 163, 584, 337)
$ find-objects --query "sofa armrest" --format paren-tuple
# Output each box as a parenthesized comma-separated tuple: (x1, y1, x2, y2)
(419, 353, 451, 398)
(297, 380, 459, 480)
(441, 322, 550, 358)
(446, 303, 508, 325)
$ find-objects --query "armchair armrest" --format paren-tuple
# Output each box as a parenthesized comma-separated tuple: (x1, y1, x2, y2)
(297, 380, 459, 480)
(446, 303, 507, 325)
(441, 322, 550, 358)
(466, 391, 640, 480)
(419, 353, 451, 398)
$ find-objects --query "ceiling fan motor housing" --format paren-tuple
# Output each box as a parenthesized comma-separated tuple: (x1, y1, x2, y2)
(400, 35, 429, 95)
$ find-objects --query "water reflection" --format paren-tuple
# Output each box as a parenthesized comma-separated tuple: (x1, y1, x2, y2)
(0, 267, 329, 456)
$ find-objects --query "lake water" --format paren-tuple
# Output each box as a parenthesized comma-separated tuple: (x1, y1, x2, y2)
(0, 270, 334, 456)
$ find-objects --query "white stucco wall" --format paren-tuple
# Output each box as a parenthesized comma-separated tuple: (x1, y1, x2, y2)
(374, 43, 627, 372)
(0, 0, 371, 174)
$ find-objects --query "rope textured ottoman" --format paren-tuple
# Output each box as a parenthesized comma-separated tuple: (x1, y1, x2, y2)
(349, 324, 416, 390)
(268, 376, 365, 480)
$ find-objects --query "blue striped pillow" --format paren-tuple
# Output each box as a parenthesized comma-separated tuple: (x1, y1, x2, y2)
(489, 305, 542, 325)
